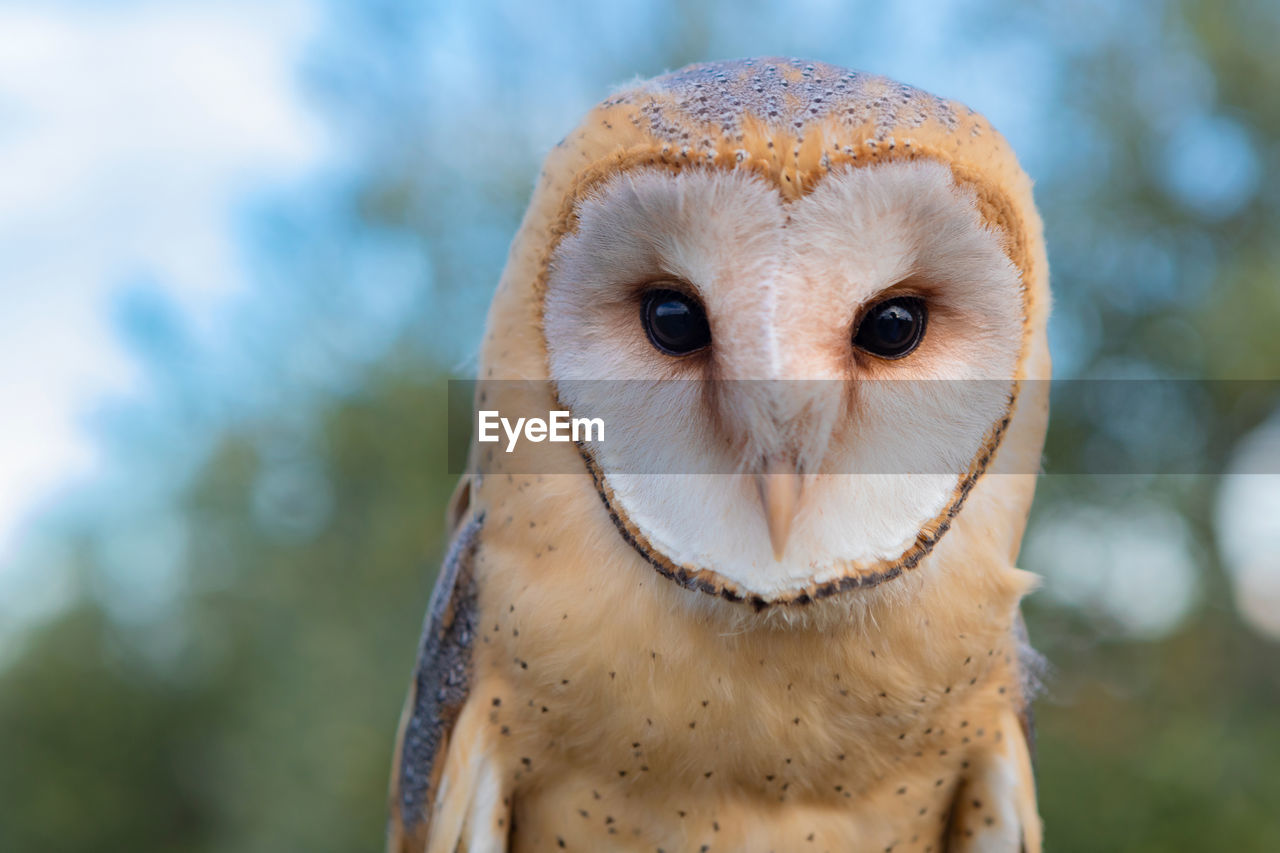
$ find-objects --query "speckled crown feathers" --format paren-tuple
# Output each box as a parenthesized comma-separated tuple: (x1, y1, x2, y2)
(491, 57, 1050, 345)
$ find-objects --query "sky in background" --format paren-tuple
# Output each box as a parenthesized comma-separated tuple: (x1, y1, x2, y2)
(0, 1, 332, 558)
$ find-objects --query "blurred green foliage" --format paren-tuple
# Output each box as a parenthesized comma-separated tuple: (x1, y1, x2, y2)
(2, 0, 1279, 850)
(0, 364, 456, 851)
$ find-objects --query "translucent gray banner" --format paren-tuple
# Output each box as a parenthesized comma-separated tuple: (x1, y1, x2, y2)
(444, 380, 1280, 475)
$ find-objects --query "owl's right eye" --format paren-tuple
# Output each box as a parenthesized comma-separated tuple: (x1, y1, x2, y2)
(641, 288, 711, 356)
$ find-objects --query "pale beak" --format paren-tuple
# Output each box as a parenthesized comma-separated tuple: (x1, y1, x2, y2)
(756, 458, 804, 560)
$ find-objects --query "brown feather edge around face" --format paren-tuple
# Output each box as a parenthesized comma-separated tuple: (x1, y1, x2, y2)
(532, 138, 1032, 609)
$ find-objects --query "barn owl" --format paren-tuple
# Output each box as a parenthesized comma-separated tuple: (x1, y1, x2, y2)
(388, 58, 1051, 853)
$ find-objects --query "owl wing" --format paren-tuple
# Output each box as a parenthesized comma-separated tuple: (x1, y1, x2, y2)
(941, 610, 1043, 852)
(388, 477, 504, 852)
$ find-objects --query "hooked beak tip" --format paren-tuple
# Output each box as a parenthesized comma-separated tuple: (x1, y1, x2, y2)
(756, 462, 804, 561)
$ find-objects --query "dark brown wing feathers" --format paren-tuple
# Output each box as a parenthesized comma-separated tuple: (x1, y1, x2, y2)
(390, 512, 484, 845)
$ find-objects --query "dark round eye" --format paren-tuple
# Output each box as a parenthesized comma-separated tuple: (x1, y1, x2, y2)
(852, 296, 927, 359)
(641, 288, 711, 356)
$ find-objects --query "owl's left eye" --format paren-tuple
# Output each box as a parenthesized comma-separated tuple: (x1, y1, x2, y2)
(852, 296, 927, 359)
(641, 288, 711, 356)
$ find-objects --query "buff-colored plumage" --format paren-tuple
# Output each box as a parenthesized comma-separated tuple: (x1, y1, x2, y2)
(389, 58, 1051, 853)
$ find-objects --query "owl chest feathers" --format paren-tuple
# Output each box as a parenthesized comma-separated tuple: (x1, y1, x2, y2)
(467, 483, 1030, 842)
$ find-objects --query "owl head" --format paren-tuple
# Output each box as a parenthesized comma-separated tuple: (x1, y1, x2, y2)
(477, 58, 1050, 609)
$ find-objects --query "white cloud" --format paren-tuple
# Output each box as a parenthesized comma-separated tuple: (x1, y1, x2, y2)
(0, 0, 330, 562)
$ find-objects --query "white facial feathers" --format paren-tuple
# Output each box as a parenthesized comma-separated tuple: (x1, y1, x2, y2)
(546, 168, 787, 382)
(543, 160, 1025, 600)
(787, 161, 1024, 381)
